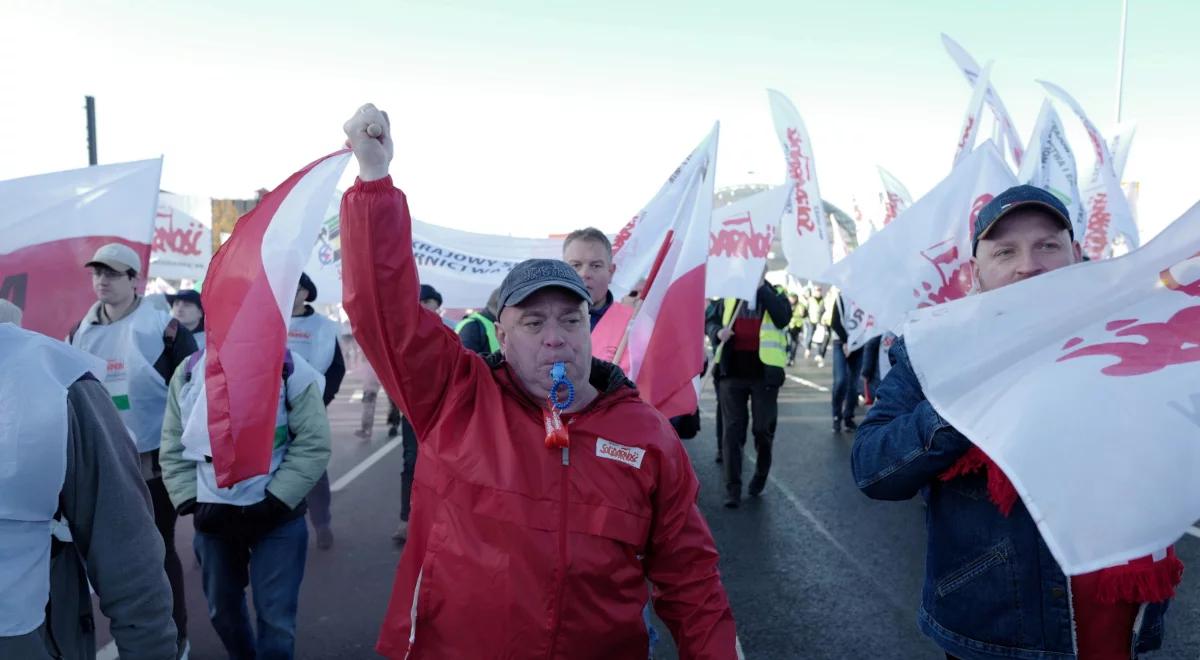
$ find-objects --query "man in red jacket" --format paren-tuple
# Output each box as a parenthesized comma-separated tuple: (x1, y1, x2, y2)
(339, 104, 737, 659)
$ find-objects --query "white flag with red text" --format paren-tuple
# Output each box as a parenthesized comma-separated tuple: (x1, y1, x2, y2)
(767, 89, 832, 282)
(706, 184, 791, 305)
(201, 150, 350, 487)
(1040, 80, 1139, 259)
(627, 124, 719, 419)
(822, 142, 1017, 336)
(0, 159, 162, 339)
(942, 34, 1024, 169)
(150, 191, 213, 281)
(1018, 99, 1086, 240)
(1110, 122, 1137, 180)
(878, 166, 913, 226)
(904, 203, 1200, 575)
(951, 60, 993, 168)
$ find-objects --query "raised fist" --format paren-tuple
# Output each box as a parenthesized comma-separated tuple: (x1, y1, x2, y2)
(343, 103, 393, 182)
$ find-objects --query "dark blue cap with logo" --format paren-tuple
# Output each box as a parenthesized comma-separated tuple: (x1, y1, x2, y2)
(973, 184, 1074, 255)
(497, 259, 591, 313)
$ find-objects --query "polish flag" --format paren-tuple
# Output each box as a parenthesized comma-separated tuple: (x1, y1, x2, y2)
(0, 159, 162, 339)
(627, 124, 719, 419)
(202, 150, 350, 487)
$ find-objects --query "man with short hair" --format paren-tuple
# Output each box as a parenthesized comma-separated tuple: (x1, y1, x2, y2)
(168, 289, 205, 347)
(852, 185, 1182, 659)
(288, 272, 345, 550)
(0, 323, 179, 660)
(563, 226, 616, 328)
(68, 242, 195, 657)
(340, 104, 736, 658)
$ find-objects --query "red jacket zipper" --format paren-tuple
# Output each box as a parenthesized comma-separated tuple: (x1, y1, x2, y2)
(545, 444, 570, 659)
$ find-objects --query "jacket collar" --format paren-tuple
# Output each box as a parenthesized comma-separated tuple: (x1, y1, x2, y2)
(485, 353, 638, 413)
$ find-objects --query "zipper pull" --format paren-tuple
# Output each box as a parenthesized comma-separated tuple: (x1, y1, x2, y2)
(561, 446, 570, 466)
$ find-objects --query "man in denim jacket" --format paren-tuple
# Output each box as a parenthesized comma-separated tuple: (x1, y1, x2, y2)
(852, 186, 1176, 659)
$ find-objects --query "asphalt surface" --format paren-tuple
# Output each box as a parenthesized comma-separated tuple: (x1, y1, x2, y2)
(94, 354, 1200, 659)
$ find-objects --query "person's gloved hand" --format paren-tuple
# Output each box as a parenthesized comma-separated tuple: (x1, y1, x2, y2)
(245, 492, 293, 530)
(343, 103, 393, 182)
(175, 498, 197, 517)
(193, 502, 236, 536)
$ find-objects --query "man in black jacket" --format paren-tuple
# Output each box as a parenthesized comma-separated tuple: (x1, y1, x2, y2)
(456, 288, 501, 355)
(705, 282, 791, 508)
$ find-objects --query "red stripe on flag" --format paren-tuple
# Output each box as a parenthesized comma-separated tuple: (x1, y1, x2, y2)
(636, 264, 705, 418)
(202, 150, 347, 488)
(0, 236, 150, 339)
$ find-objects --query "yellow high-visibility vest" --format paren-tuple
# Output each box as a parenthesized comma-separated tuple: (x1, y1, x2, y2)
(714, 298, 788, 367)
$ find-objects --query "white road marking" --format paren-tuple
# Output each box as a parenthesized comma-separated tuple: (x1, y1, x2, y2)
(330, 437, 402, 493)
(786, 374, 829, 392)
(350, 389, 364, 402)
(699, 408, 903, 612)
(96, 641, 118, 660)
(736, 634, 746, 659)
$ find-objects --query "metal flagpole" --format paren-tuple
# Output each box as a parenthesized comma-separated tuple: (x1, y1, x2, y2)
(1115, 0, 1130, 124)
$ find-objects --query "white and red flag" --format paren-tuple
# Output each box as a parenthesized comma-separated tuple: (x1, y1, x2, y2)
(1039, 80, 1139, 259)
(0, 159, 161, 339)
(150, 191, 213, 282)
(822, 142, 1017, 336)
(767, 89, 832, 282)
(626, 124, 719, 418)
(610, 133, 718, 297)
(1018, 99, 1086, 239)
(201, 150, 350, 487)
(941, 34, 1024, 169)
(877, 166, 913, 226)
(1109, 122, 1137, 180)
(903, 202, 1200, 575)
(706, 184, 791, 305)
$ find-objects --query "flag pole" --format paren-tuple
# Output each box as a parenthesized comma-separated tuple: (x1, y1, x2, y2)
(711, 300, 744, 360)
(1115, 0, 1130, 124)
(611, 230, 674, 366)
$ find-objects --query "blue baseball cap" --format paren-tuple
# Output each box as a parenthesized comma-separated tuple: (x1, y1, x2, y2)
(973, 185, 1073, 256)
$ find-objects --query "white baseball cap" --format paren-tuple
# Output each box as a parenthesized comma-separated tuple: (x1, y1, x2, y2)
(85, 243, 142, 275)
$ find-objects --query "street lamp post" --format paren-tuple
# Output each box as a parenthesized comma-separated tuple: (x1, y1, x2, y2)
(1115, 0, 1129, 124)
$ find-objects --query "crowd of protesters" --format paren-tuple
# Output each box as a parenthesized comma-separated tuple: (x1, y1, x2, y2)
(0, 103, 1184, 660)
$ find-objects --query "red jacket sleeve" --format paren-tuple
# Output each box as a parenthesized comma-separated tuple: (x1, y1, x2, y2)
(339, 176, 479, 438)
(645, 436, 738, 659)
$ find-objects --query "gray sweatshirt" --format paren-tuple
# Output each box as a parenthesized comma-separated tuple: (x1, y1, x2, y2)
(0, 376, 177, 660)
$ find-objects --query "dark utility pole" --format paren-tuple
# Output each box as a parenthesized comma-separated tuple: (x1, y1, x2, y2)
(85, 96, 98, 165)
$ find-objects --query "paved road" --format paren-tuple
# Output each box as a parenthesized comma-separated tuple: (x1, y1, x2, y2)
(95, 357, 1200, 659)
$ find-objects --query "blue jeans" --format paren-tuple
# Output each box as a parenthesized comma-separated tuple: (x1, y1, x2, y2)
(831, 342, 863, 422)
(643, 604, 659, 655)
(194, 515, 308, 660)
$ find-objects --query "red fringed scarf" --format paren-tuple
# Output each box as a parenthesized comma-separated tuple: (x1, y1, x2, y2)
(940, 446, 1184, 605)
